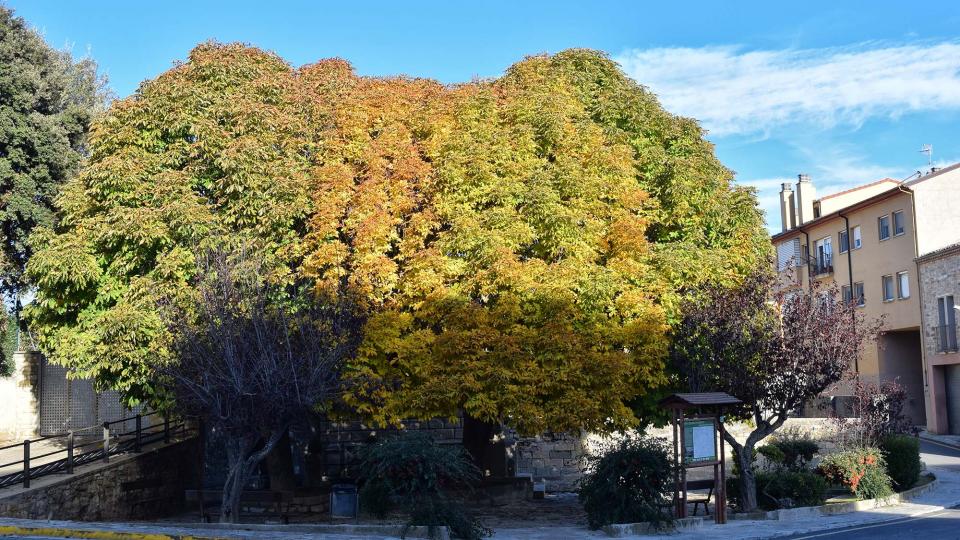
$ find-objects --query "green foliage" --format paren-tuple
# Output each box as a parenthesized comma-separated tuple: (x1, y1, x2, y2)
(0, 6, 109, 303)
(578, 436, 675, 529)
(358, 433, 489, 540)
(880, 434, 921, 490)
(818, 448, 893, 500)
(757, 444, 785, 466)
(757, 471, 828, 510)
(768, 429, 819, 471)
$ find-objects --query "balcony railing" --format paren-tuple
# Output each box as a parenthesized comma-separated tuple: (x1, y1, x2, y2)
(935, 323, 959, 353)
(808, 254, 834, 276)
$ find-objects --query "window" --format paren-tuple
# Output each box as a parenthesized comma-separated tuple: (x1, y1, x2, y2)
(852, 226, 862, 249)
(882, 275, 895, 302)
(839, 230, 849, 253)
(897, 271, 910, 299)
(843, 283, 865, 306)
(813, 237, 833, 274)
(893, 210, 905, 236)
(818, 291, 834, 313)
(777, 238, 803, 272)
(937, 295, 958, 352)
(879, 215, 891, 241)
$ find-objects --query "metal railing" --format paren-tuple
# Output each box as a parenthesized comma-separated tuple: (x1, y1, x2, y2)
(935, 323, 959, 353)
(0, 411, 191, 490)
(808, 254, 834, 276)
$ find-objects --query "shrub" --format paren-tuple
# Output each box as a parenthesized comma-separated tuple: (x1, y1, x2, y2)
(358, 433, 490, 539)
(880, 434, 921, 490)
(833, 378, 915, 448)
(769, 429, 819, 471)
(729, 471, 827, 511)
(578, 436, 675, 530)
(757, 444, 785, 467)
(757, 471, 828, 510)
(818, 447, 893, 500)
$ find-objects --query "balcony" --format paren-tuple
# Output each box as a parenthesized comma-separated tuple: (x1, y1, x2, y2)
(808, 254, 834, 277)
(935, 323, 959, 353)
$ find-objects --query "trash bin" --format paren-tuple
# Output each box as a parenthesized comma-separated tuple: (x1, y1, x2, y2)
(330, 483, 358, 518)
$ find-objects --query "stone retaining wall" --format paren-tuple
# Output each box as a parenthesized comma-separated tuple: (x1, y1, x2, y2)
(0, 438, 200, 520)
(518, 418, 839, 492)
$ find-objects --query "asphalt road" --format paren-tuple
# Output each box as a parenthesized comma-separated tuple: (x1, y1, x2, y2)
(784, 438, 960, 539)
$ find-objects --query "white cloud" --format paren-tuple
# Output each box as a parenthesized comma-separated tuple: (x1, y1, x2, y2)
(616, 41, 960, 136)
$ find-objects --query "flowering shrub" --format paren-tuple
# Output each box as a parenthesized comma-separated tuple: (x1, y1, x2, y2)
(817, 448, 893, 500)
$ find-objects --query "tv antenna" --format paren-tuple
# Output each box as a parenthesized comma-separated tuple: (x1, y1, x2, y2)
(920, 144, 933, 167)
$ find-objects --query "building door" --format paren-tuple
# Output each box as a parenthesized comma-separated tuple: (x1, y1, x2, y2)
(945, 364, 960, 435)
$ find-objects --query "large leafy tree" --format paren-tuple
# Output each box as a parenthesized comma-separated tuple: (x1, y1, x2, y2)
(0, 6, 108, 334)
(27, 44, 768, 434)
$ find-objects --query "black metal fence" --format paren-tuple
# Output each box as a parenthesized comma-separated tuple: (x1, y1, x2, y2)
(0, 411, 191, 490)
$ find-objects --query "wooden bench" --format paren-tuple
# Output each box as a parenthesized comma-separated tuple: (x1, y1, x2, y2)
(684, 479, 715, 516)
(184, 489, 293, 523)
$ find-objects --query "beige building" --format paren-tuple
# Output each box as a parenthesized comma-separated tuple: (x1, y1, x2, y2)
(771, 163, 960, 426)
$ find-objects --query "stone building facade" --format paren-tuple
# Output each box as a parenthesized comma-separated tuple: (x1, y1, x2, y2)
(917, 242, 960, 434)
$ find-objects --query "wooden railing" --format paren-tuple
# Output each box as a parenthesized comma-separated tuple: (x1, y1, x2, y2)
(0, 411, 192, 490)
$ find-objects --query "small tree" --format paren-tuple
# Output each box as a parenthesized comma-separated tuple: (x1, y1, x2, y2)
(833, 377, 914, 448)
(160, 250, 362, 523)
(671, 266, 879, 512)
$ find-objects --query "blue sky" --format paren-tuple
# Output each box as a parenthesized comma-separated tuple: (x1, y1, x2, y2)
(13, 0, 960, 231)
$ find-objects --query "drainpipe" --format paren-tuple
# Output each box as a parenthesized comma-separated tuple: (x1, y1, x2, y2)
(799, 230, 811, 290)
(898, 182, 929, 426)
(840, 213, 857, 373)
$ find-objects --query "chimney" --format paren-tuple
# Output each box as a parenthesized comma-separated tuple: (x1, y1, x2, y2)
(795, 174, 816, 225)
(779, 183, 796, 232)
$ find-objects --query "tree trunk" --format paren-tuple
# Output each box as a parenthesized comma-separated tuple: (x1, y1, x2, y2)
(734, 442, 758, 512)
(219, 429, 288, 524)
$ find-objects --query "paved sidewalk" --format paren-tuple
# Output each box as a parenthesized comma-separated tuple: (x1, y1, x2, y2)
(492, 438, 960, 539)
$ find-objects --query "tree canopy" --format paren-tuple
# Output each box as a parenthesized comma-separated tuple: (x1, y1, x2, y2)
(0, 6, 108, 308)
(26, 43, 768, 434)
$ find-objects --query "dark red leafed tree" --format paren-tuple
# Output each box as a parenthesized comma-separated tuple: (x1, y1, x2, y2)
(670, 265, 880, 512)
(160, 250, 363, 523)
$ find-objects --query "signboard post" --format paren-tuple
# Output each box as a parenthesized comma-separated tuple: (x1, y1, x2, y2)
(659, 392, 741, 525)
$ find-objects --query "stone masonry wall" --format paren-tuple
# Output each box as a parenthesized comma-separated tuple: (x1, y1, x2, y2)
(513, 432, 585, 491)
(0, 438, 200, 520)
(517, 418, 838, 492)
(918, 247, 960, 434)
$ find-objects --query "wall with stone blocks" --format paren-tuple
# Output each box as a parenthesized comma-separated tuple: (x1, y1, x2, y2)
(516, 418, 838, 492)
(0, 351, 41, 440)
(0, 438, 200, 521)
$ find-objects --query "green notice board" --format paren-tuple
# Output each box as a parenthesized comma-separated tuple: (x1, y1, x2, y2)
(683, 419, 717, 463)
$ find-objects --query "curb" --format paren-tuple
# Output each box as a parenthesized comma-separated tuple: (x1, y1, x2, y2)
(919, 434, 960, 452)
(762, 472, 939, 521)
(0, 520, 451, 540)
(0, 524, 228, 540)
